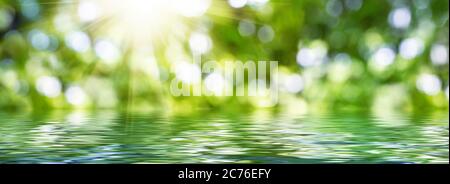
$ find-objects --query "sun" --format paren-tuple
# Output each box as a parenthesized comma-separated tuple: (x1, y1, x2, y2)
(76, 0, 216, 47)
(107, 0, 173, 26)
(89, 0, 177, 46)
(77, 0, 212, 46)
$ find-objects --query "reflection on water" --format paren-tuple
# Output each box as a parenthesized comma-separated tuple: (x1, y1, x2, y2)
(0, 111, 448, 164)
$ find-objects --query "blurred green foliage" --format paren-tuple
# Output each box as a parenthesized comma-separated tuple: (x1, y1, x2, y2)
(0, 0, 448, 115)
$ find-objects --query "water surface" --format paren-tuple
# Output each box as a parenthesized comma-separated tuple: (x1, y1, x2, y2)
(0, 111, 448, 164)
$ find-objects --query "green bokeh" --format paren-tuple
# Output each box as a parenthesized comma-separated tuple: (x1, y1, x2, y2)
(0, 0, 448, 115)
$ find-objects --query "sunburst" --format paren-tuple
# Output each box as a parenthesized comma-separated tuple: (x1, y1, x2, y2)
(76, 0, 199, 47)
